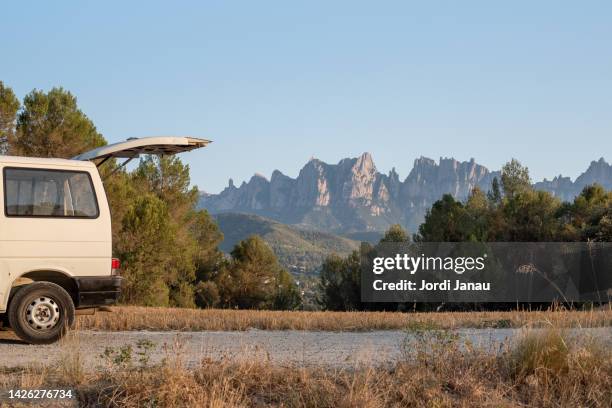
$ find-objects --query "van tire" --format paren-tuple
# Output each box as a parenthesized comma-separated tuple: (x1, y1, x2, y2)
(8, 282, 75, 344)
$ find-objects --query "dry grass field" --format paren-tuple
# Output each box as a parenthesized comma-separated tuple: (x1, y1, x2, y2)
(2, 307, 610, 406)
(1, 325, 610, 407)
(77, 305, 612, 331)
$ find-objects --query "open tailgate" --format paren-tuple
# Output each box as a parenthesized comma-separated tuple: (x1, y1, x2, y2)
(72, 136, 211, 162)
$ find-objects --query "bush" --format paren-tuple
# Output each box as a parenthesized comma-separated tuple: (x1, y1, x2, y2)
(195, 281, 220, 308)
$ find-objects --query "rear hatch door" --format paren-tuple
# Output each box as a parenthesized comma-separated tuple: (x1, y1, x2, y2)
(72, 136, 211, 163)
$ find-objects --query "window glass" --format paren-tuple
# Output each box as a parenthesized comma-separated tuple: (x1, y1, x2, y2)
(4, 168, 99, 218)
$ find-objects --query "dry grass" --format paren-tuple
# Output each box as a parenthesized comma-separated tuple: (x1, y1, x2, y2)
(76, 305, 612, 331)
(1, 325, 610, 407)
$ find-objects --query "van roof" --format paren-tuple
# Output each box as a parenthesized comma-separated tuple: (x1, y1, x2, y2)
(0, 155, 96, 169)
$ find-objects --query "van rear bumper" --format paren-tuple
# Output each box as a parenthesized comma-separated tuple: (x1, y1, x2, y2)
(73, 276, 122, 308)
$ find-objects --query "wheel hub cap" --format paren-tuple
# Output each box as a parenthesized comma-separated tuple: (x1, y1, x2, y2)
(26, 297, 60, 330)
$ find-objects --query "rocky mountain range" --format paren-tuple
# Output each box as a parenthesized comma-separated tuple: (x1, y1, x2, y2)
(533, 158, 612, 202)
(199, 155, 611, 234)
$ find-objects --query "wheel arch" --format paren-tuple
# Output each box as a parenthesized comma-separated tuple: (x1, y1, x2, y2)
(8, 270, 78, 309)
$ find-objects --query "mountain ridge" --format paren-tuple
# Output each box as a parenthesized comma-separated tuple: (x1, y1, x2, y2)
(200, 155, 611, 233)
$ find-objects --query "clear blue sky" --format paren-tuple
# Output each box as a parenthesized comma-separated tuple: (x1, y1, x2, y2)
(2, 1, 611, 193)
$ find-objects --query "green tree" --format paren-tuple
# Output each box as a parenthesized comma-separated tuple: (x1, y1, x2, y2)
(464, 187, 491, 241)
(379, 224, 409, 243)
(558, 184, 612, 241)
(103, 170, 137, 247)
(597, 214, 612, 242)
(132, 155, 197, 216)
(189, 209, 225, 283)
(501, 159, 531, 198)
(318, 223, 411, 311)
(487, 177, 502, 204)
(273, 269, 302, 310)
(123, 155, 224, 308)
(317, 251, 362, 311)
(115, 194, 175, 306)
(509, 191, 560, 240)
(195, 281, 220, 308)
(217, 235, 301, 309)
(415, 194, 473, 242)
(11, 87, 106, 158)
(0, 81, 20, 153)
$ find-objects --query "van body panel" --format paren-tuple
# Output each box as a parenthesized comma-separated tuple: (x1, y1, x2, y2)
(0, 159, 111, 312)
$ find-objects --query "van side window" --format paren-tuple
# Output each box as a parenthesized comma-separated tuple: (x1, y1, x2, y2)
(3, 168, 99, 218)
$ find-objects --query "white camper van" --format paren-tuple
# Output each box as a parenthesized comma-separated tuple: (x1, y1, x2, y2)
(0, 137, 210, 344)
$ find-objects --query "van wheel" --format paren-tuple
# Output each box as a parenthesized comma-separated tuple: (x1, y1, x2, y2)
(8, 282, 75, 345)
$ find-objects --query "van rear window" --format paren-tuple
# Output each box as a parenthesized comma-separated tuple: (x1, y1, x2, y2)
(3, 168, 99, 218)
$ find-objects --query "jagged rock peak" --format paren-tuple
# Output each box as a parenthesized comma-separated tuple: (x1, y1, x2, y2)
(413, 156, 436, 167)
(251, 173, 268, 182)
(353, 152, 376, 172)
(306, 156, 326, 167)
(271, 169, 288, 180)
(303, 156, 327, 169)
(588, 157, 610, 170)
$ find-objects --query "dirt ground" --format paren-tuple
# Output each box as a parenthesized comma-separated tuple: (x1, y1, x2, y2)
(1, 328, 610, 371)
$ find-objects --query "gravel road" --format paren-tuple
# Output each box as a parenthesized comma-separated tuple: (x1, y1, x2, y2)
(1, 328, 610, 370)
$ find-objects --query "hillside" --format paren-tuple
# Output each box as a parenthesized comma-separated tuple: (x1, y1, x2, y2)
(214, 213, 359, 275)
